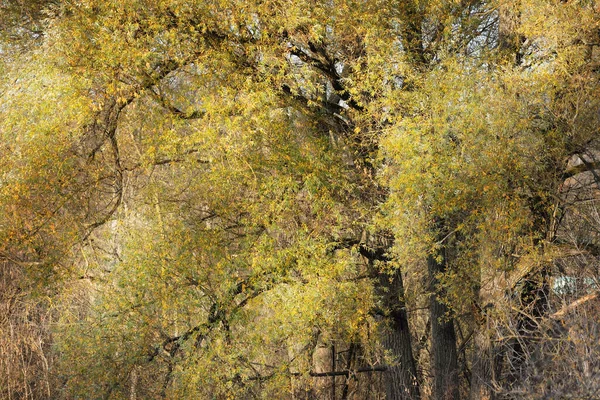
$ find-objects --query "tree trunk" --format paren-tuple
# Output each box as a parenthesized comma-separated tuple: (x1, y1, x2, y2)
(470, 278, 500, 400)
(379, 268, 420, 400)
(429, 245, 460, 400)
(507, 270, 550, 385)
(313, 334, 334, 399)
(469, 328, 496, 400)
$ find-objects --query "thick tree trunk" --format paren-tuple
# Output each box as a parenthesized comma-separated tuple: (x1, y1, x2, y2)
(379, 268, 420, 400)
(507, 271, 550, 385)
(428, 245, 460, 400)
(469, 328, 496, 400)
(312, 335, 334, 399)
(470, 277, 500, 400)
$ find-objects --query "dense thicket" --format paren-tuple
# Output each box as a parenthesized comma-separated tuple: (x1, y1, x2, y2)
(2, 0, 600, 399)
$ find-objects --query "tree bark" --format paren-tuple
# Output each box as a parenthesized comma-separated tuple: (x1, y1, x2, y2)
(470, 277, 500, 400)
(312, 335, 334, 399)
(379, 268, 420, 400)
(469, 327, 496, 400)
(429, 243, 460, 400)
(507, 270, 550, 385)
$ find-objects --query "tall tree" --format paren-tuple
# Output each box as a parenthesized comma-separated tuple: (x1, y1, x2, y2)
(3, 0, 600, 399)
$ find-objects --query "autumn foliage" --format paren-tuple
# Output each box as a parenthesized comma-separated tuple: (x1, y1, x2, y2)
(2, 0, 600, 399)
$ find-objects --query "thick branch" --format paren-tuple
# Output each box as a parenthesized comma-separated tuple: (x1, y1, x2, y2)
(248, 366, 388, 381)
(288, 42, 364, 112)
(550, 292, 599, 320)
(148, 87, 205, 119)
(309, 366, 388, 377)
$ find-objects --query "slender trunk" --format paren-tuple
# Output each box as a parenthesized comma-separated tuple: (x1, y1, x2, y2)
(429, 243, 460, 400)
(340, 344, 355, 400)
(130, 366, 138, 400)
(379, 268, 420, 400)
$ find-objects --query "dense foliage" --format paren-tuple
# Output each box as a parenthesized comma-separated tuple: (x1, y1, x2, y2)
(2, 0, 600, 399)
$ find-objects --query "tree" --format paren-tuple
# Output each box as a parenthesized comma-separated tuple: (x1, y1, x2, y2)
(2, 0, 600, 399)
